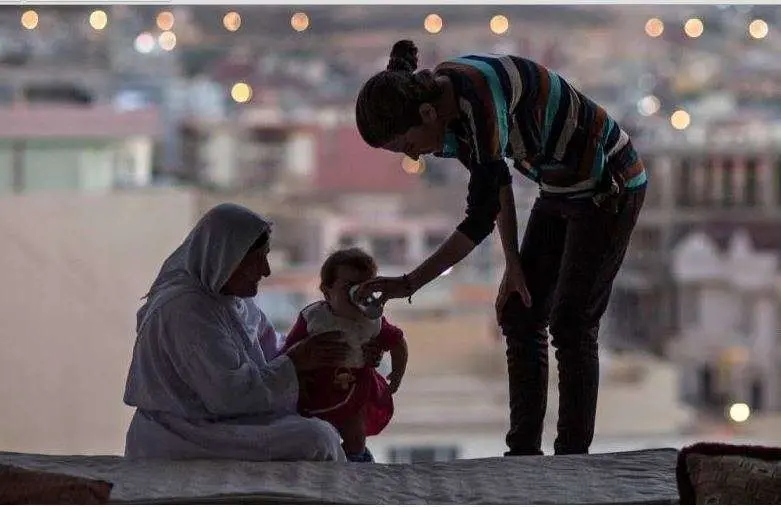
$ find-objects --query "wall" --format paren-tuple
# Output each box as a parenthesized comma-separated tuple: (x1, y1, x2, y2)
(0, 188, 199, 454)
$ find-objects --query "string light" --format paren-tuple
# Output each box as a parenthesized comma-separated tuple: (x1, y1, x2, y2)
(156, 11, 175, 31)
(231, 82, 253, 103)
(684, 18, 704, 38)
(291, 12, 310, 32)
(134, 32, 155, 54)
(223, 11, 241, 32)
(89, 10, 108, 30)
(670, 109, 691, 130)
(21, 10, 38, 30)
(424, 14, 443, 34)
(644, 17, 664, 37)
(748, 19, 769, 39)
(158, 31, 177, 51)
(490, 15, 510, 35)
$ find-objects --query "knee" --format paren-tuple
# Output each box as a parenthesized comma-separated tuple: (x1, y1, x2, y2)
(549, 308, 599, 353)
(299, 417, 346, 462)
(500, 294, 548, 340)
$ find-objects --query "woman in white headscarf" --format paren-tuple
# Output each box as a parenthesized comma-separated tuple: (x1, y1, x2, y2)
(123, 203, 351, 461)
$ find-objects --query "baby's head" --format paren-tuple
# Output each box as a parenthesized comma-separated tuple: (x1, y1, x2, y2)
(320, 247, 378, 320)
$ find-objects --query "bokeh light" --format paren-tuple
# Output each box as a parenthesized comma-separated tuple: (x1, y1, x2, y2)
(748, 19, 769, 39)
(728, 403, 751, 423)
(670, 109, 691, 130)
(223, 12, 241, 32)
(134, 32, 156, 54)
(21, 10, 38, 30)
(158, 31, 177, 51)
(89, 10, 108, 31)
(424, 14, 443, 34)
(490, 15, 510, 35)
(231, 82, 253, 103)
(291, 12, 310, 32)
(644, 17, 664, 37)
(401, 156, 425, 175)
(684, 18, 704, 38)
(637, 95, 661, 116)
(156, 11, 175, 31)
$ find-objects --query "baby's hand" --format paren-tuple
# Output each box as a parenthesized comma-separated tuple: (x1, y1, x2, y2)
(362, 339, 383, 368)
(387, 369, 405, 394)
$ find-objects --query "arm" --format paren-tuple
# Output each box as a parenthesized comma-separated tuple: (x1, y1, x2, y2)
(407, 159, 510, 294)
(497, 180, 519, 262)
(377, 319, 408, 394)
(387, 340, 408, 394)
(256, 308, 286, 361)
(279, 313, 309, 355)
(166, 301, 298, 417)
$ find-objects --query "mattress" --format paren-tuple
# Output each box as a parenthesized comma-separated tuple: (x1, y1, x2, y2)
(0, 448, 679, 504)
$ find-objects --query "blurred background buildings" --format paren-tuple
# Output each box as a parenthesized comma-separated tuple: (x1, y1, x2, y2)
(1, 4, 780, 461)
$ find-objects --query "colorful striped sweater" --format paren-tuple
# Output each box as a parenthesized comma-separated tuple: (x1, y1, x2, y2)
(432, 53, 647, 244)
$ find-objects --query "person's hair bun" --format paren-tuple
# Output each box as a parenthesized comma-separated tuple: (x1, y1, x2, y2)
(386, 40, 418, 73)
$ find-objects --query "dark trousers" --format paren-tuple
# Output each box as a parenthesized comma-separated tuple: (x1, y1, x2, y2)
(499, 188, 645, 456)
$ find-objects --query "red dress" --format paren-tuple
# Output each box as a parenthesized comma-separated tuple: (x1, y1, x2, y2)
(281, 302, 403, 436)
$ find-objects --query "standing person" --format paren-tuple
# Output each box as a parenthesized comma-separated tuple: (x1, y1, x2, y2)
(124, 203, 378, 462)
(354, 40, 646, 456)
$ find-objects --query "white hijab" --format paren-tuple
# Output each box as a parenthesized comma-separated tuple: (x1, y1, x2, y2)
(136, 203, 273, 333)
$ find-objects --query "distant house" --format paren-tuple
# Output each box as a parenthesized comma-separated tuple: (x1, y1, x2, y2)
(0, 104, 161, 194)
(669, 230, 781, 415)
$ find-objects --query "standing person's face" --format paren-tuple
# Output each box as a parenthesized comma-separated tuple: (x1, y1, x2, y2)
(322, 265, 375, 320)
(382, 103, 446, 160)
(221, 242, 271, 298)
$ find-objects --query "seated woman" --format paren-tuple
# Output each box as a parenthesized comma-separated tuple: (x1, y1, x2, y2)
(123, 203, 362, 462)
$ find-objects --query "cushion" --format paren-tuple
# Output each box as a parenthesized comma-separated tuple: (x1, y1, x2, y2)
(0, 463, 112, 504)
(677, 442, 781, 504)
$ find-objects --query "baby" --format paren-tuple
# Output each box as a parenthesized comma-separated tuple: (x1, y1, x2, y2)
(282, 247, 408, 462)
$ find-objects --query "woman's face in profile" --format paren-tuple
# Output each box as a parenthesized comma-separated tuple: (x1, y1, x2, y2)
(221, 243, 271, 298)
(382, 103, 446, 160)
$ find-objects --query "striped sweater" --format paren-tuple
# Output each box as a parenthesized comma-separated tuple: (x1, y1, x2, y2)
(432, 53, 647, 244)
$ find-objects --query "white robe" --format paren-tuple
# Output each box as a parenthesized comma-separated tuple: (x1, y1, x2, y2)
(123, 203, 345, 462)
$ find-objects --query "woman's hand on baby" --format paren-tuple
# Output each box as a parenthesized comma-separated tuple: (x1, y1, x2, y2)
(286, 331, 349, 372)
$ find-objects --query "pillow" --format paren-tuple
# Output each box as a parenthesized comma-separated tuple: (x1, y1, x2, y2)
(0, 463, 113, 504)
(677, 442, 781, 504)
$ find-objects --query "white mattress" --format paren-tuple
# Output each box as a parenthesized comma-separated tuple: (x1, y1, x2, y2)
(0, 448, 679, 504)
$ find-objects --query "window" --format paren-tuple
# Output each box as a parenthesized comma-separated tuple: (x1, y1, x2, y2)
(424, 231, 448, 252)
(370, 235, 407, 265)
(744, 158, 758, 207)
(721, 158, 735, 208)
(737, 296, 754, 336)
(698, 365, 714, 406)
(386, 445, 460, 463)
(677, 157, 693, 207)
(677, 286, 699, 330)
(776, 156, 781, 205)
(702, 158, 716, 207)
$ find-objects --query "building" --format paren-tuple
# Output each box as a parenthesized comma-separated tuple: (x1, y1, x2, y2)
(0, 104, 161, 194)
(669, 230, 781, 416)
(609, 119, 781, 353)
(0, 187, 199, 454)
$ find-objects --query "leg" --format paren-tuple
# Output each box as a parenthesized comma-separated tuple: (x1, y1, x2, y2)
(267, 415, 348, 462)
(338, 413, 368, 459)
(549, 190, 645, 455)
(500, 201, 567, 456)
